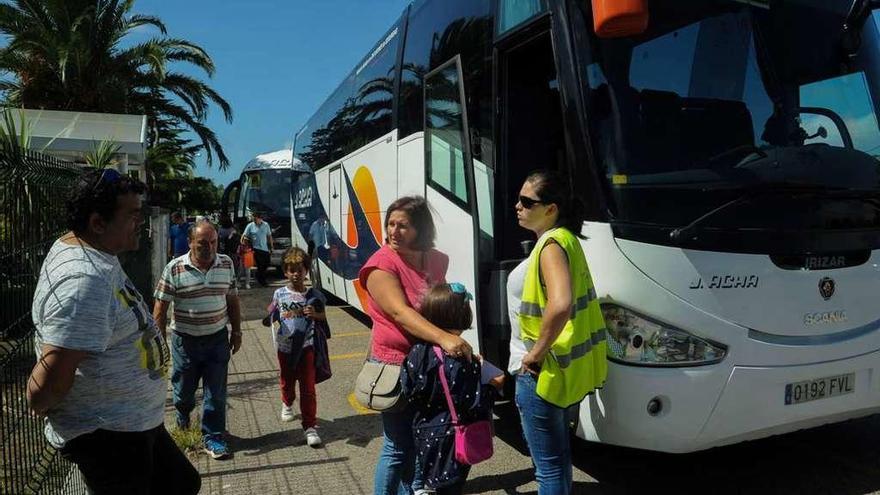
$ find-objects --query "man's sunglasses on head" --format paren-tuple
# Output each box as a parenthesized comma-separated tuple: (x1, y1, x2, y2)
(92, 168, 122, 191)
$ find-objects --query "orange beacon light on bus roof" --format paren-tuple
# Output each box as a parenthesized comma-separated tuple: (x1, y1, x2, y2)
(592, 0, 649, 38)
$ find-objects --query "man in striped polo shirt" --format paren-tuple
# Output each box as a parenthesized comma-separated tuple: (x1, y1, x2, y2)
(153, 220, 241, 460)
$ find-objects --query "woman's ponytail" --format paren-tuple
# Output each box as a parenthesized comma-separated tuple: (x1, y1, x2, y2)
(525, 169, 586, 238)
(561, 196, 586, 237)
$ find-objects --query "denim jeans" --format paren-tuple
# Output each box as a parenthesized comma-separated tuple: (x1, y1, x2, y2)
(60, 424, 200, 495)
(374, 407, 424, 495)
(515, 373, 572, 495)
(171, 329, 230, 438)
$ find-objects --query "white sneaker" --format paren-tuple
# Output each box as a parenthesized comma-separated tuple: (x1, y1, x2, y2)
(304, 427, 322, 447)
(414, 490, 436, 495)
(280, 404, 294, 422)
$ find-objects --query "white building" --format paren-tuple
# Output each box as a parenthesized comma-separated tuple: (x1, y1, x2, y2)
(18, 109, 148, 182)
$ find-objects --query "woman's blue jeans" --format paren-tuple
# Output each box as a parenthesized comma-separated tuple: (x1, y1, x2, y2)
(374, 407, 424, 495)
(515, 373, 572, 495)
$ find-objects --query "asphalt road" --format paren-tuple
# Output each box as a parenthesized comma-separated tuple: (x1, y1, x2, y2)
(191, 279, 880, 495)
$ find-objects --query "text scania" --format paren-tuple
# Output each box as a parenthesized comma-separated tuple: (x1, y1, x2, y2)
(803, 310, 848, 325)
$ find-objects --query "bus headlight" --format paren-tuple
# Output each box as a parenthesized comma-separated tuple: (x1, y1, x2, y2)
(601, 304, 726, 366)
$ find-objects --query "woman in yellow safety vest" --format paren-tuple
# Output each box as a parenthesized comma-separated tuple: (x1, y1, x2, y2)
(507, 170, 608, 495)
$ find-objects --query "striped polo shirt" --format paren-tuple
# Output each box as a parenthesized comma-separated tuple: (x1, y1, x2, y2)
(154, 253, 237, 337)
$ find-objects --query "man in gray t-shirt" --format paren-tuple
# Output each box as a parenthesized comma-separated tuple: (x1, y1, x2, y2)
(27, 168, 200, 495)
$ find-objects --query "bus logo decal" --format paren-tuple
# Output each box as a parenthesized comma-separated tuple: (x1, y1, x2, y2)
(818, 277, 835, 300)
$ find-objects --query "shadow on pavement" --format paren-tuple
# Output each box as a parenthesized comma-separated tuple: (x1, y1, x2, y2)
(227, 412, 383, 456)
(570, 413, 880, 495)
(489, 401, 613, 494)
(226, 374, 278, 399)
(200, 456, 350, 479)
(491, 401, 880, 494)
(465, 469, 604, 494)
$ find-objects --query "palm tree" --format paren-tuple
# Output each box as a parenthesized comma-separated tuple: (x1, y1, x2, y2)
(0, 0, 233, 169)
(84, 139, 121, 169)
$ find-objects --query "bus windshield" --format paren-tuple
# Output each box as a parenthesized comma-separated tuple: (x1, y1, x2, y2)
(238, 168, 292, 236)
(585, 0, 880, 250)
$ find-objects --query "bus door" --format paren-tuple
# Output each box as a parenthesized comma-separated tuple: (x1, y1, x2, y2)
(496, 27, 565, 260)
(424, 56, 483, 352)
(486, 24, 567, 369)
(318, 165, 343, 297)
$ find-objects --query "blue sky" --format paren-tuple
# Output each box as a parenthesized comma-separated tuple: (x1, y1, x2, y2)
(134, 0, 411, 188)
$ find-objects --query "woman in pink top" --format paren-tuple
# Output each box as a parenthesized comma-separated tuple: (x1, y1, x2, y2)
(359, 196, 473, 495)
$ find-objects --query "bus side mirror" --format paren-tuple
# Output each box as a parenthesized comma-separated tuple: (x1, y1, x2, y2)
(592, 0, 649, 39)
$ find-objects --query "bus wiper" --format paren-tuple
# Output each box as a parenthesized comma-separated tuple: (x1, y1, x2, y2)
(668, 184, 855, 243)
(669, 191, 761, 243)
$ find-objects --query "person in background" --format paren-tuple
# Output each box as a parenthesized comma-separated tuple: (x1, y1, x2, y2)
(238, 236, 254, 289)
(307, 213, 330, 258)
(358, 195, 472, 495)
(168, 212, 190, 260)
(153, 220, 242, 461)
(218, 213, 240, 282)
(241, 211, 273, 287)
(27, 168, 199, 494)
(507, 170, 608, 495)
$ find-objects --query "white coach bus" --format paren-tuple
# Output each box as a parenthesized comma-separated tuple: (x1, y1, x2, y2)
(287, 0, 880, 452)
(221, 150, 312, 269)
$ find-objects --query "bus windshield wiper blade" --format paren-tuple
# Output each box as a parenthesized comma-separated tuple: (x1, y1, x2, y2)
(668, 184, 844, 243)
(668, 192, 758, 243)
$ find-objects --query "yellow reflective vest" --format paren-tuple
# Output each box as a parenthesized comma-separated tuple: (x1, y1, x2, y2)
(518, 227, 608, 408)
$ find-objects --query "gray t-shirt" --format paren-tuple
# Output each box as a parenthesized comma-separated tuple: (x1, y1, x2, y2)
(32, 240, 170, 447)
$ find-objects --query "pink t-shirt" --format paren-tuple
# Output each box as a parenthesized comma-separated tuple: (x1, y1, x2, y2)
(358, 245, 449, 365)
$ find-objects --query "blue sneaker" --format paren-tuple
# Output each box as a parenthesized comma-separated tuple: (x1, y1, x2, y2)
(204, 436, 231, 460)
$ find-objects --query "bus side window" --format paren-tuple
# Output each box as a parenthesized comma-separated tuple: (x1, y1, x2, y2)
(425, 58, 471, 206)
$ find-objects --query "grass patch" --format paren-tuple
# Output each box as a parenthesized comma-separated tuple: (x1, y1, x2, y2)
(170, 424, 203, 457)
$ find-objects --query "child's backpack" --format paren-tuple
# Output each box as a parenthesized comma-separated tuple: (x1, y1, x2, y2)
(432, 346, 494, 465)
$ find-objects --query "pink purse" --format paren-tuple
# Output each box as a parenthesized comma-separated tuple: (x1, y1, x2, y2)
(433, 346, 494, 465)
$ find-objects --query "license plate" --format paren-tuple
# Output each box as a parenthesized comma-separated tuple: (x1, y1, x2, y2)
(784, 372, 855, 405)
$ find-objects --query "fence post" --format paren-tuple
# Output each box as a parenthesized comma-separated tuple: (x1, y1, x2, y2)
(150, 207, 170, 291)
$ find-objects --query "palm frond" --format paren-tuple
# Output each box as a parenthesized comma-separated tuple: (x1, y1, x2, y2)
(0, 0, 232, 169)
(84, 139, 121, 169)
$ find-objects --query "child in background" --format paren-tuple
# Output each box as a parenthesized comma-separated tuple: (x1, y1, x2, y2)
(237, 237, 253, 289)
(400, 283, 503, 495)
(264, 247, 329, 447)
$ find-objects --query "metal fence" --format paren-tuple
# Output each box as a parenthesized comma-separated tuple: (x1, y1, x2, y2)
(0, 149, 87, 495)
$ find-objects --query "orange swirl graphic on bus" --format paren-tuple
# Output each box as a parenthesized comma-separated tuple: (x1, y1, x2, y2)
(347, 166, 383, 246)
(348, 166, 382, 309)
(292, 164, 383, 309)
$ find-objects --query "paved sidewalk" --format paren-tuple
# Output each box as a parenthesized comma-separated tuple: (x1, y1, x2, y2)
(164, 281, 380, 494)
(164, 280, 600, 494)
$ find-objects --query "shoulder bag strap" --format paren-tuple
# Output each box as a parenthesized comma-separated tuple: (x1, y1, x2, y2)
(432, 345, 460, 426)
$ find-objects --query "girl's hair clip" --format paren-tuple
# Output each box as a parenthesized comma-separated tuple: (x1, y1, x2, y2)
(448, 282, 473, 302)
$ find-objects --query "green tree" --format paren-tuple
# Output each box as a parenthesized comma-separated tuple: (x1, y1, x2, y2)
(151, 175, 222, 214)
(0, 0, 233, 169)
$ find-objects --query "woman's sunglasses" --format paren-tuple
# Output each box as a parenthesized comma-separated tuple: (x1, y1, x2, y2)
(518, 195, 547, 209)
